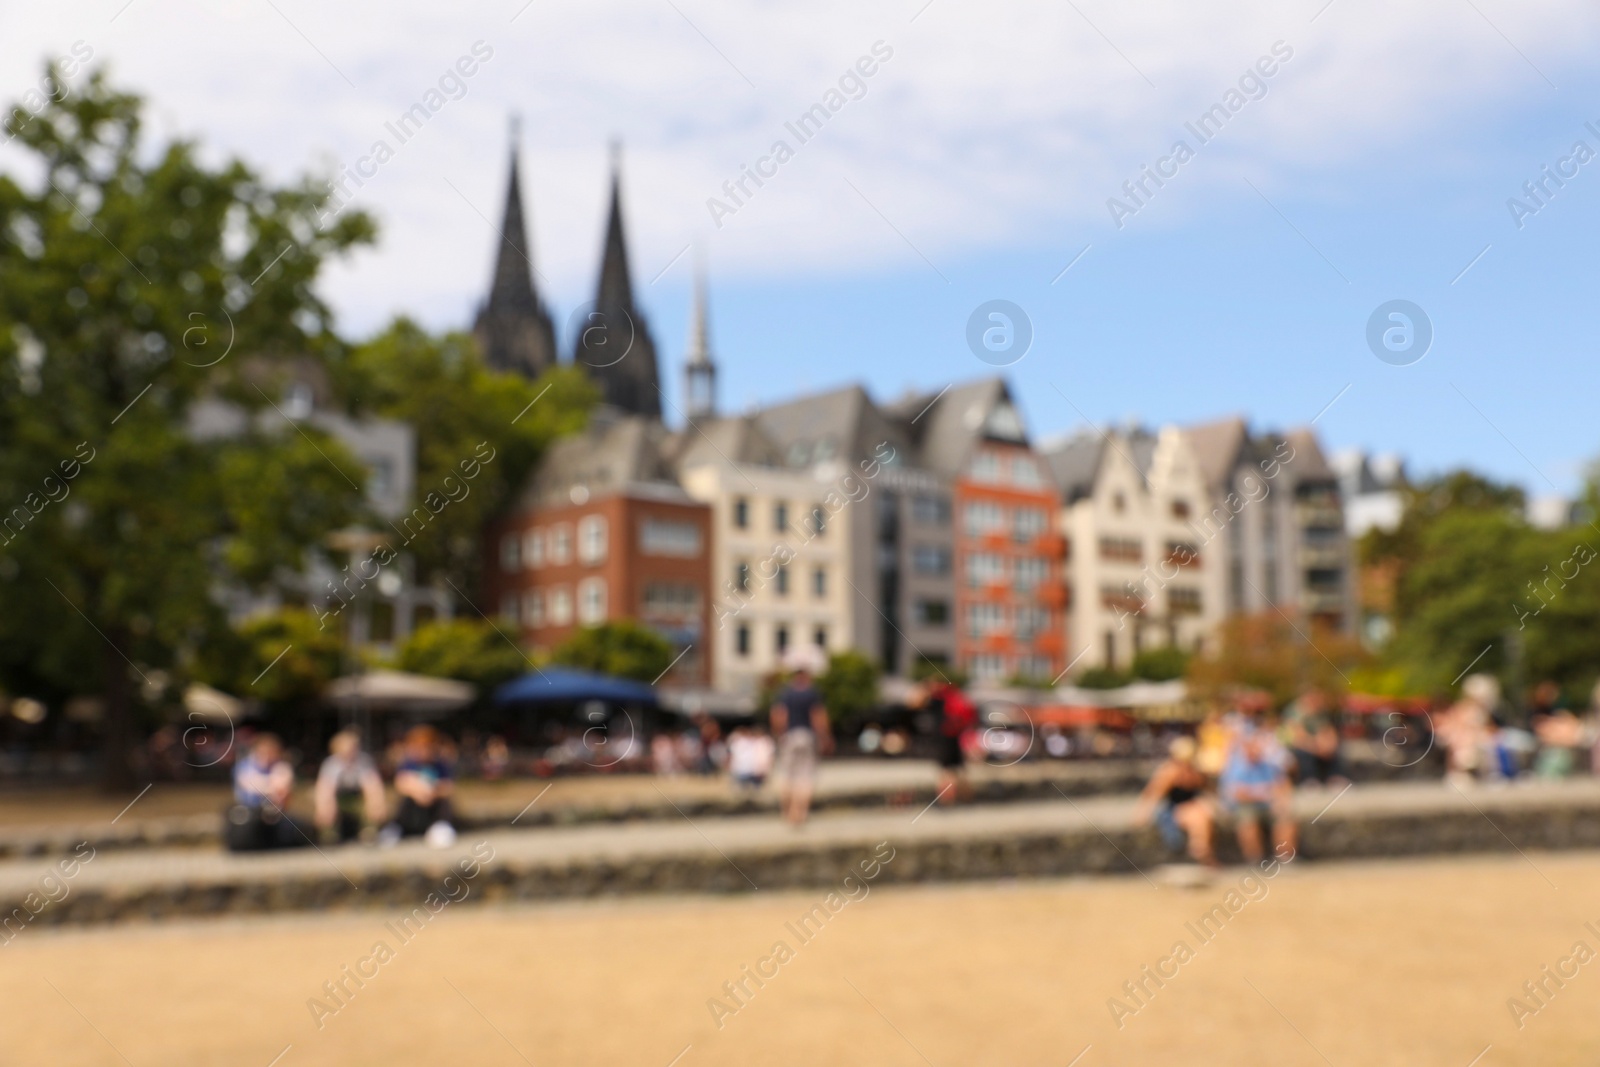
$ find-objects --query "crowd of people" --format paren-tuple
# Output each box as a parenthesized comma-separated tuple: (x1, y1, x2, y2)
(219, 667, 1600, 859)
(225, 724, 459, 852)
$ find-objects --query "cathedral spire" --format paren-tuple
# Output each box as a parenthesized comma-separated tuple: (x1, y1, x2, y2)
(473, 118, 556, 379)
(574, 141, 662, 418)
(684, 245, 716, 422)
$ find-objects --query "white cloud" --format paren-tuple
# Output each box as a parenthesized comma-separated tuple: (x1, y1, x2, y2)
(1, 0, 1595, 336)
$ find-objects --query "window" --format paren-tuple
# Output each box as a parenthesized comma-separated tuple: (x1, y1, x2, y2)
(499, 533, 521, 571)
(1304, 525, 1342, 546)
(1016, 605, 1049, 640)
(774, 502, 789, 532)
(969, 654, 1007, 682)
(813, 567, 827, 598)
(813, 626, 828, 648)
(775, 564, 790, 596)
(1013, 507, 1047, 542)
(578, 515, 608, 564)
(643, 583, 699, 616)
(523, 590, 544, 627)
(366, 457, 395, 499)
(966, 601, 1008, 637)
(967, 553, 1006, 587)
(736, 625, 750, 656)
(915, 599, 950, 625)
(733, 497, 749, 529)
(499, 594, 518, 622)
(1015, 655, 1053, 680)
(970, 451, 1003, 483)
(1010, 456, 1043, 488)
(640, 518, 702, 557)
(964, 501, 1005, 537)
(283, 381, 314, 420)
(1169, 587, 1202, 614)
(1307, 567, 1344, 593)
(1013, 557, 1048, 591)
(1166, 541, 1200, 567)
(912, 544, 952, 575)
(578, 577, 607, 624)
(1170, 499, 1191, 520)
(550, 524, 572, 565)
(912, 494, 951, 525)
(775, 625, 790, 653)
(524, 529, 544, 568)
(734, 561, 751, 593)
(1099, 537, 1142, 562)
(1112, 492, 1127, 514)
(549, 587, 573, 625)
(809, 506, 826, 536)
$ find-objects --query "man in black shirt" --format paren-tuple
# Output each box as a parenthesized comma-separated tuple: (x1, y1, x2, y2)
(770, 667, 833, 825)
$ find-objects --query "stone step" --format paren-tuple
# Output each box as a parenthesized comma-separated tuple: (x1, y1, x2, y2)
(0, 779, 1588, 931)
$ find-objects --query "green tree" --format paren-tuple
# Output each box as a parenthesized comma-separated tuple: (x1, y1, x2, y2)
(818, 650, 879, 722)
(1131, 646, 1189, 682)
(197, 608, 344, 708)
(552, 621, 672, 683)
(0, 64, 373, 786)
(396, 617, 526, 690)
(1075, 666, 1131, 690)
(337, 319, 594, 591)
(1186, 613, 1366, 707)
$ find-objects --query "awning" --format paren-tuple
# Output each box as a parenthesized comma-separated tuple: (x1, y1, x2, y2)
(325, 670, 475, 716)
(493, 668, 658, 707)
(184, 683, 242, 724)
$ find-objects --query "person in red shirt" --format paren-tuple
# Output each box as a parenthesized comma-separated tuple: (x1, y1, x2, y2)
(925, 680, 976, 805)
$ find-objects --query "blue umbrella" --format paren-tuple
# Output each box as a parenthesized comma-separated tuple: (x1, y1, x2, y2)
(493, 667, 659, 707)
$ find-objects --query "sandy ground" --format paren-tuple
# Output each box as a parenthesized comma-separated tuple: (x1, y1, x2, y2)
(5, 852, 1600, 1066)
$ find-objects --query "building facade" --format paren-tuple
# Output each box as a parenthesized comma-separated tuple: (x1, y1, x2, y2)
(483, 414, 712, 687)
(1184, 418, 1355, 634)
(897, 381, 1065, 685)
(1044, 425, 1223, 673)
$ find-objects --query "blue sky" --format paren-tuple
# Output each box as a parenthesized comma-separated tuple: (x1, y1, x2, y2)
(5, 0, 1600, 495)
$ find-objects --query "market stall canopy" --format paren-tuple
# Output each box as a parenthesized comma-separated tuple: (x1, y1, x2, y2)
(325, 670, 475, 716)
(494, 668, 658, 708)
(184, 683, 242, 724)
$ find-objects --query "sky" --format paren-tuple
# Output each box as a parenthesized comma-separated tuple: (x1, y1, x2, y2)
(4, 0, 1600, 498)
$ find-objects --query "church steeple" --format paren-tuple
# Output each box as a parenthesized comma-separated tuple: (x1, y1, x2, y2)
(684, 247, 716, 422)
(473, 118, 557, 379)
(573, 142, 662, 419)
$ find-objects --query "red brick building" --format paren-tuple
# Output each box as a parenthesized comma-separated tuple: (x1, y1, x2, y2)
(483, 416, 713, 687)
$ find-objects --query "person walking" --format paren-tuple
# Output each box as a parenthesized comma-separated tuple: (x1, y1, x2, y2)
(770, 666, 833, 826)
(313, 729, 387, 844)
(924, 678, 977, 805)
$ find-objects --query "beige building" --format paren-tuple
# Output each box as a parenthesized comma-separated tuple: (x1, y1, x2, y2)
(1043, 425, 1224, 673)
(674, 416, 859, 700)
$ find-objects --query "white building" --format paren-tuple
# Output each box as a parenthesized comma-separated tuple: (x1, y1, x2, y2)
(1043, 425, 1223, 673)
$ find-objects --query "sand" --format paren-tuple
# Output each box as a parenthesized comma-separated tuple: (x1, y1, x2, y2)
(5, 851, 1599, 1066)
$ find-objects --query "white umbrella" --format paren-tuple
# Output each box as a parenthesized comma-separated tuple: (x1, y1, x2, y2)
(325, 670, 475, 717)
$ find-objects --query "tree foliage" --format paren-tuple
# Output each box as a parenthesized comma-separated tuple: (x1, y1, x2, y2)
(336, 319, 594, 591)
(1186, 613, 1366, 708)
(818, 650, 879, 722)
(552, 620, 673, 683)
(396, 617, 527, 690)
(0, 64, 374, 784)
